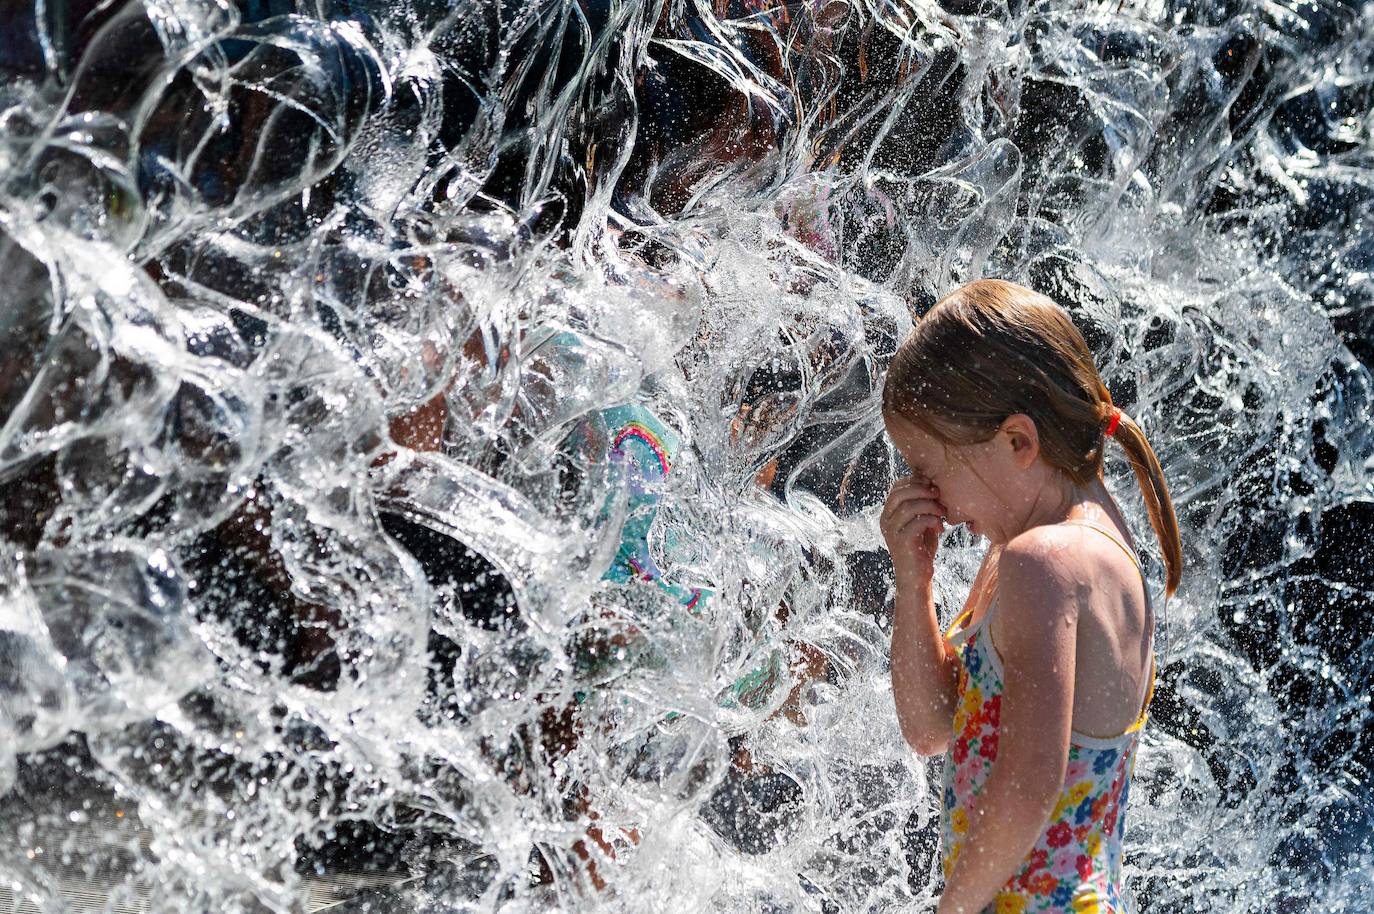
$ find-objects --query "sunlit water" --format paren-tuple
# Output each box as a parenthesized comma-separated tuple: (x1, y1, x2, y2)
(0, 0, 1371, 911)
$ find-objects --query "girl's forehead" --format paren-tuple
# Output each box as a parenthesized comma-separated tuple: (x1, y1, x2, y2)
(884, 411, 929, 441)
(884, 414, 946, 461)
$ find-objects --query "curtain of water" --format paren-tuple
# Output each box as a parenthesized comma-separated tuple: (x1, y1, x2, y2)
(0, 0, 1371, 911)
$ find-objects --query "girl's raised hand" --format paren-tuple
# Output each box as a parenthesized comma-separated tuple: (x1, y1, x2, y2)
(880, 475, 947, 587)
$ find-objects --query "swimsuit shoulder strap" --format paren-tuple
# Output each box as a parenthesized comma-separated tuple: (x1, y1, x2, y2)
(1061, 518, 1144, 576)
(1062, 518, 1158, 727)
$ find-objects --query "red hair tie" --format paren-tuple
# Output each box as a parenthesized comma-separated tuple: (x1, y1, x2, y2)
(1104, 406, 1122, 437)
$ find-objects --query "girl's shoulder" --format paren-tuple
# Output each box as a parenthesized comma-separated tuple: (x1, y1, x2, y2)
(999, 523, 1095, 592)
(1004, 520, 1139, 581)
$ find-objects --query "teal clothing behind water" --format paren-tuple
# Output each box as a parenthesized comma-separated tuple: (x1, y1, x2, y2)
(581, 402, 783, 711)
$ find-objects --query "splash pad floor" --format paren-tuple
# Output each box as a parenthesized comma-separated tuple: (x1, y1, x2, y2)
(0, 795, 415, 913)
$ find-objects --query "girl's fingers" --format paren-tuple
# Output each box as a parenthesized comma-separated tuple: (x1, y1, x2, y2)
(884, 483, 942, 509)
(883, 509, 946, 540)
(882, 497, 946, 528)
(895, 513, 945, 540)
(886, 478, 940, 509)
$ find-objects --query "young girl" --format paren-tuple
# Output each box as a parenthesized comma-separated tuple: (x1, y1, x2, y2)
(880, 279, 1182, 914)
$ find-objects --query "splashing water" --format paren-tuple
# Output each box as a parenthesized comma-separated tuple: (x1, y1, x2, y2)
(0, 0, 1371, 911)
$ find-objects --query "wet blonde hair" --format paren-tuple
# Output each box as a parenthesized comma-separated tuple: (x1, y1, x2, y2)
(882, 279, 1182, 598)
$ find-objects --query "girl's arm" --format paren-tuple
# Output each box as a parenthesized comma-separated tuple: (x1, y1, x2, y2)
(937, 530, 1081, 914)
(883, 475, 963, 755)
(890, 579, 960, 756)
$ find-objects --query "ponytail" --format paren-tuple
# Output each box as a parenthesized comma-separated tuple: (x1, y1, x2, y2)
(1102, 405, 1183, 599)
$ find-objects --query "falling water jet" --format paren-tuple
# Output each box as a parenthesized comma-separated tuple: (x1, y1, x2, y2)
(0, 0, 1370, 912)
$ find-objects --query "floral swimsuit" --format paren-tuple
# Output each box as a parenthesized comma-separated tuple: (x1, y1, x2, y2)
(938, 519, 1157, 914)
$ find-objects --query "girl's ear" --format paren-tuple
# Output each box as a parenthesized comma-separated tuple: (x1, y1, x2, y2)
(1000, 413, 1040, 468)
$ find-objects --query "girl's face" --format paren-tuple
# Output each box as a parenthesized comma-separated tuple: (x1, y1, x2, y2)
(883, 412, 1012, 539)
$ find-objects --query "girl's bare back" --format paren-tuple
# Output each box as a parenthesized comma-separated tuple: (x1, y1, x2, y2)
(957, 517, 1155, 740)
